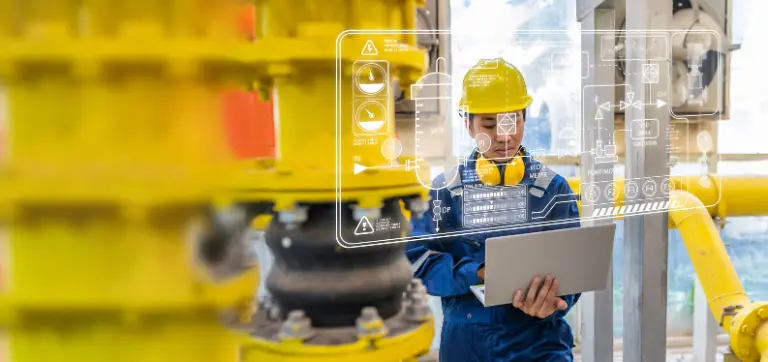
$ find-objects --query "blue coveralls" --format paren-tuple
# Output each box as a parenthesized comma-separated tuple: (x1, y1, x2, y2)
(407, 150, 582, 362)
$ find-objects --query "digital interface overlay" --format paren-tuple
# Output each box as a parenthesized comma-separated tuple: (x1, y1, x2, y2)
(336, 30, 724, 248)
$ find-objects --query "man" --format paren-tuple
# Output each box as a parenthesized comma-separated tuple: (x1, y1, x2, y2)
(407, 58, 581, 361)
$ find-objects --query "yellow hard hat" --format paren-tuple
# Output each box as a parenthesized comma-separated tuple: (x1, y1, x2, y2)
(458, 58, 533, 114)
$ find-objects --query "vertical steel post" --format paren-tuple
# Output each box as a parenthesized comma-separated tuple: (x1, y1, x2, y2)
(694, 122, 721, 362)
(579, 5, 616, 362)
(623, 0, 672, 360)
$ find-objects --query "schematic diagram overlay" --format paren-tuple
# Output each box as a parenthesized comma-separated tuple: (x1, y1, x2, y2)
(335, 30, 724, 248)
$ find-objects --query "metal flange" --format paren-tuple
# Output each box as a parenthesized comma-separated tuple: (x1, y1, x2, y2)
(729, 302, 768, 362)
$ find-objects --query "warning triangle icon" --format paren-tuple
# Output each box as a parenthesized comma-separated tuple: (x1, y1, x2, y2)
(361, 40, 378, 56)
(354, 216, 375, 235)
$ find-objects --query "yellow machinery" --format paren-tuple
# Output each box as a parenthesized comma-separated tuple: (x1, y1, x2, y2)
(239, 1, 435, 361)
(0, 1, 258, 361)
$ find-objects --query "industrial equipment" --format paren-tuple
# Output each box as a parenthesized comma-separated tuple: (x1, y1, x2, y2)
(612, 0, 733, 117)
(242, 1, 435, 361)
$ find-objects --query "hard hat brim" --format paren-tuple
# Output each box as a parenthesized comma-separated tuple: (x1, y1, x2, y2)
(459, 95, 533, 115)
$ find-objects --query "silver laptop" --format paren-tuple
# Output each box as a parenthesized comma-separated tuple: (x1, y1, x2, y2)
(470, 223, 616, 307)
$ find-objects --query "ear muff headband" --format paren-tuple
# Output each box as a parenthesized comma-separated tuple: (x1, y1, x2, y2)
(475, 152, 526, 186)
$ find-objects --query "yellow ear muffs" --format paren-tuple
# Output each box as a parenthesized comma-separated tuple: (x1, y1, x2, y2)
(504, 155, 526, 185)
(475, 153, 525, 186)
(476, 155, 501, 186)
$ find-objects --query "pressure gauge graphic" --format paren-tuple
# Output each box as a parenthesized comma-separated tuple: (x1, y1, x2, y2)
(355, 63, 388, 96)
(410, 58, 458, 190)
(355, 101, 387, 134)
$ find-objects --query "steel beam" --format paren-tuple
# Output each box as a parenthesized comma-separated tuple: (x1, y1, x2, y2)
(578, 7, 616, 362)
(693, 122, 721, 362)
(622, 0, 672, 360)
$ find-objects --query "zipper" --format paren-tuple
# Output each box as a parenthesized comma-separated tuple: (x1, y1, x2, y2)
(457, 236, 482, 248)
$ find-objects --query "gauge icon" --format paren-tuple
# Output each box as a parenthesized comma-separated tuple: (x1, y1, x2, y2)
(625, 181, 639, 199)
(355, 63, 388, 96)
(642, 179, 657, 197)
(661, 178, 672, 195)
(355, 101, 387, 135)
(381, 138, 403, 161)
(584, 184, 601, 203)
(474, 133, 492, 153)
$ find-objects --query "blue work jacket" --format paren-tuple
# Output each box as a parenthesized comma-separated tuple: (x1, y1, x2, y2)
(407, 150, 582, 362)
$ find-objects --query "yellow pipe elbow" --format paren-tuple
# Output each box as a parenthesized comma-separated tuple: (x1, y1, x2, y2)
(667, 190, 768, 362)
(667, 190, 749, 331)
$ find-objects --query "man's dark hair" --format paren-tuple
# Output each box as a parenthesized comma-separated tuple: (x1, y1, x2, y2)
(463, 108, 527, 124)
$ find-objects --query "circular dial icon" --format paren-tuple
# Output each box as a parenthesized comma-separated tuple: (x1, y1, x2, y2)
(696, 130, 713, 153)
(474, 133, 492, 153)
(642, 179, 657, 197)
(356, 101, 387, 133)
(661, 178, 672, 195)
(381, 138, 403, 161)
(584, 185, 601, 203)
(356, 63, 387, 96)
(625, 181, 639, 199)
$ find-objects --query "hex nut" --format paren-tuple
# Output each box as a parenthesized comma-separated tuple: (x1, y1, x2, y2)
(279, 310, 314, 341)
(356, 306, 388, 337)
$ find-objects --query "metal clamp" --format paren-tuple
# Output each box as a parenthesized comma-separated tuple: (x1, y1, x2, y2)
(719, 304, 743, 327)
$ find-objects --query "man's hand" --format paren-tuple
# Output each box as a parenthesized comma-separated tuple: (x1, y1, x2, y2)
(477, 267, 485, 281)
(512, 274, 568, 319)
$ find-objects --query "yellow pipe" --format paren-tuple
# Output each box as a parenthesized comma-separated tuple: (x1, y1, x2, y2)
(566, 176, 768, 219)
(758, 323, 768, 362)
(666, 190, 768, 362)
(564, 178, 768, 360)
(668, 190, 748, 332)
